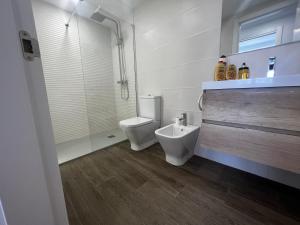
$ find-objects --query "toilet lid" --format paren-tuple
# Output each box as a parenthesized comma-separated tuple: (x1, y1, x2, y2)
(120, 117, 153, 128)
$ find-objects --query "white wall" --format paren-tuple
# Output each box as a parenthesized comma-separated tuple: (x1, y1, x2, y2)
(220, 17, 235, 56)
(294, 1, 300, 41)
(32, 0, 120, 144)
(32, 0, 90, 144)
(0, 0, 68, 224)
(78, 17, 119, 135)
(134, 0, 223, 126)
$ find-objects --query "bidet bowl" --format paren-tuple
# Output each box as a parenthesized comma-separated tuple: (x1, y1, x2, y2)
(155, 124, 200, 166)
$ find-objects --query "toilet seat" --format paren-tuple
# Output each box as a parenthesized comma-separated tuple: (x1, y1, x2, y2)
(119, 117, 153, 128)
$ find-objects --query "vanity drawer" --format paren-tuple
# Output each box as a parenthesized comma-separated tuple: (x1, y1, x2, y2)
(202, 87, 300, 132)
(199, 123, 300, 174)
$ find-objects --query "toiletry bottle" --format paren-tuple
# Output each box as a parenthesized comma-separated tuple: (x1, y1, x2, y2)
(238, 62, 249, 79)
(226, 64, 237, 80)
(214, 55, 227, 81)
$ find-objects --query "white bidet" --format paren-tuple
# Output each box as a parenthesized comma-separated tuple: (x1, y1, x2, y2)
(155, 124, 200, 166)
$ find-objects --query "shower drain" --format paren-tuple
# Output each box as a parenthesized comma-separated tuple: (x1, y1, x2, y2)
(107, 135, 116, 138)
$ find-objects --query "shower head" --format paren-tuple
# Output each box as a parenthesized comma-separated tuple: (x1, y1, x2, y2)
(90, 5, 123, 43)
(91, 12, 107, 22)
(90, 5, 120, 26)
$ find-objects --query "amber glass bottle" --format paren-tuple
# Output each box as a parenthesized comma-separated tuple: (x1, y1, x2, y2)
(238, 62, 249, 79)
(226, 64, 237, 80)
(214, 55, 227, 81)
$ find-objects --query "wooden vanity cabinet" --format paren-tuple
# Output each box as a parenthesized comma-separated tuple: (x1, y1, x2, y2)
(199, 87, 300, 174)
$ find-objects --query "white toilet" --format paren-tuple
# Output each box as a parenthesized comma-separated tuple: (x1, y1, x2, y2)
(119, 96, 161, 151)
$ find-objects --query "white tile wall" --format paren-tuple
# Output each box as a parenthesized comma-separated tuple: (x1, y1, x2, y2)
(32, 0, 90, 144)
(32, 0, 125, 144)
(134, 0, 222, 126)
(78, 17, 119, 135)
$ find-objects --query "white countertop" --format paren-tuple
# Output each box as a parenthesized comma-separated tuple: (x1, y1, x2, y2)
(202, 75, 300, 90)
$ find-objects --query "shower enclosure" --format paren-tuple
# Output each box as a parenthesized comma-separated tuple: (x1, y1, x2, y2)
(31, 0, 137, 163)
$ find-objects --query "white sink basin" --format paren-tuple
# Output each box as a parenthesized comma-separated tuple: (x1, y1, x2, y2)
(155, 124, 200, 166)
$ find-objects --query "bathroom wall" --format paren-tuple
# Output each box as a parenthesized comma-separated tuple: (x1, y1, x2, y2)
(32, 0, 89, 144)
(294, 1, 300, 41)
(220, 16, 235, 56)
(32, 0, 119, 144)
(134, 0, 223, 126)
(78, 18, 119, 135)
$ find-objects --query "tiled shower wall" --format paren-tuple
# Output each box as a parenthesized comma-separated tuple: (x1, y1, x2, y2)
(78, 18, 118, 136)
(134, 0, 223, 126)
(32, 0, 133, 144)
(32, 0, 90, 144)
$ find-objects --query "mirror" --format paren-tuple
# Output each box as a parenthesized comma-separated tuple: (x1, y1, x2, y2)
(220, 0, 300, 55)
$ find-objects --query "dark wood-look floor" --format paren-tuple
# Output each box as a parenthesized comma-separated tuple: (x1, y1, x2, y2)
(60, 141, 300, 225)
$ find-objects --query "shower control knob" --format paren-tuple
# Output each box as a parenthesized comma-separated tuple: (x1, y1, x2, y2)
(117, 80, 128, 85)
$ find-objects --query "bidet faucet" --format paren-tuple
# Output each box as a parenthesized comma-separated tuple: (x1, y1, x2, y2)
(179, 113, 187, 126)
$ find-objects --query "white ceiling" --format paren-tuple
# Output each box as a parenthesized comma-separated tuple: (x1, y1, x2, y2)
(37, 0, 146, 22)
(119, 0, 147, 9)
(38, 0, 146, 12)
